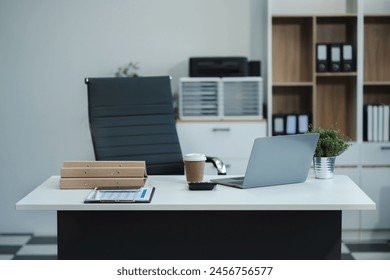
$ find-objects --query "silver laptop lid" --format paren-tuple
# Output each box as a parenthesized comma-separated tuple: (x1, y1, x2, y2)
(242, 133, 319, 188)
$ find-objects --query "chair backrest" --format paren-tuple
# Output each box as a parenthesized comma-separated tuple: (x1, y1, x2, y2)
(85, 76, 184, 175)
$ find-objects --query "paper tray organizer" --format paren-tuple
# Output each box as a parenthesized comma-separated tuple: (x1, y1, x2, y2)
(60, 161, 148, 189)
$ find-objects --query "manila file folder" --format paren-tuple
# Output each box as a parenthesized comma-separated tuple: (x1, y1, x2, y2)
(60, 161, 147, 189)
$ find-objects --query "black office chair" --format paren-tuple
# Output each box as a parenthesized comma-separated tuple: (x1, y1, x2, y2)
(85, 76, 226, 175)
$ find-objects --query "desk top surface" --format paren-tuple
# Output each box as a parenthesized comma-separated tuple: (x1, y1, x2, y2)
(16, 175, 375, 211)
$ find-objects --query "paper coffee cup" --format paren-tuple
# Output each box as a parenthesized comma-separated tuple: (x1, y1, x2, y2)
(183, 153, 206, 182)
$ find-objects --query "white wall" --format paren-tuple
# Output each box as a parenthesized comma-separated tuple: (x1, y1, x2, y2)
(0, 0, 266, 235)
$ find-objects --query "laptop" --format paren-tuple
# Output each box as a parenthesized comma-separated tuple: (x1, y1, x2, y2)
(211, 133, 319, 189)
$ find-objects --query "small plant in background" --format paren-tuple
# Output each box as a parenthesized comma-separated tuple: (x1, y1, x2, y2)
(307, 125, 352, 157)
(115, 62, 139, 77)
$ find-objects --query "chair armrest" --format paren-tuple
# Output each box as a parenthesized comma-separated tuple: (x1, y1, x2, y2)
(206, 156, 227, 175)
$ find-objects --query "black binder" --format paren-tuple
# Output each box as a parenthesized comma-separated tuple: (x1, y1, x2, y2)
(329, 44, 342, 72)
(363, 105, 368, 141)
(342, 44, 354, 72)
(297, 114, 310, 134)
(272, 114, 286, 135)
(285, 114, 298, 134)
(316, 43, 328, 72)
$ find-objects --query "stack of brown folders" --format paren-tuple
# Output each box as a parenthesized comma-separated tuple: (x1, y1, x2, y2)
(59, 161, 147, 189)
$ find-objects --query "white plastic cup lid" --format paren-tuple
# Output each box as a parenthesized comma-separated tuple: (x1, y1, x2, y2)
(183, 153, 206, 161)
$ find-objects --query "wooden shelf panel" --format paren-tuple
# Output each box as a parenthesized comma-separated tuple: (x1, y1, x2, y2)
(364, 13, 390, 17)
(316, 72, 357, 77)
(315, 76, 357, 141)
(272, 17, 313, 83)
(272, 86, 312, 115)
(316, 16, 357, 44)
(273, 14, 357, 18)
(273, 82, 314, 87)
(363, 85, 390, 105)
(364, 16, 390, 82)
(364, 81, 390, 86)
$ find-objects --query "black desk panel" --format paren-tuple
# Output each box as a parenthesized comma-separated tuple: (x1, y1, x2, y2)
(57, 210, 341, 260)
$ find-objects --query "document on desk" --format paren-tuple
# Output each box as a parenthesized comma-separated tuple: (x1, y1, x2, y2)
(84, 187, 155, 203)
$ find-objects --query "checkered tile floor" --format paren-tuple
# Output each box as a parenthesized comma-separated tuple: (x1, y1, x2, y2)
(341, 240, 390, 260)
(0, 234, 57, 260)
(1, 233, 390, 260)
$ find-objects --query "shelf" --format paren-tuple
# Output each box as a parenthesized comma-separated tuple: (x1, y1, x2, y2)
(364, 16, 390, 82)
(268, 0, 390, 235)
(270, 13, 359, 141)
(273, 82, 314, 87)
(270, 7, 389, 144)
(314, 14, 358, 18)
(362, 15, 389, 145)
(316, 72, 357, 77)
(364, 13, 390, 17)
(364, 81, 390, 86)
(272, 86, 312, 115)
(272, 17, 313, 83)
(363, 85, 390, 105)
(273, 14, 357, 18)
(315, 76, 357, 141)
(176, 119, 267, 123)
(316, 16, 357, 44)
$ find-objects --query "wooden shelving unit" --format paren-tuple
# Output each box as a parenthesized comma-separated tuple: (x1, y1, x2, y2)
(363, 15, 390, 125)
(270, 13, 358, 140)
(267, 0, 390, 232)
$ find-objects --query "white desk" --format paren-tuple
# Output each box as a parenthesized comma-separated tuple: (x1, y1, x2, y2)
(16, 175, 375, 260)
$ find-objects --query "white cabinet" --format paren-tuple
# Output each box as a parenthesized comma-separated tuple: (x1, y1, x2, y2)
(361, 143, 390, 165)
(360, 167, 390, 229)
(334, 167, 361, 230)
(335, 143, 360, 166)
(176, 121, 267, 175)
(359, 143, 390, 230)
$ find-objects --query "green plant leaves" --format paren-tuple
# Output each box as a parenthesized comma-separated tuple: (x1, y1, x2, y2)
(307, 126, 352, 157)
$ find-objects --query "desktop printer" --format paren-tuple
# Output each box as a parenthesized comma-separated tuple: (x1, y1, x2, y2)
(189, 57, 249, 77)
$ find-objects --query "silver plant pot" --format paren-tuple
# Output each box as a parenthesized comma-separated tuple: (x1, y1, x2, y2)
(313, 156, 336, 179)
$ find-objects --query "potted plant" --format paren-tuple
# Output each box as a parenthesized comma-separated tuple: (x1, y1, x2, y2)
(307, 126, 352, 179)
(115, 62, 140, 77)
